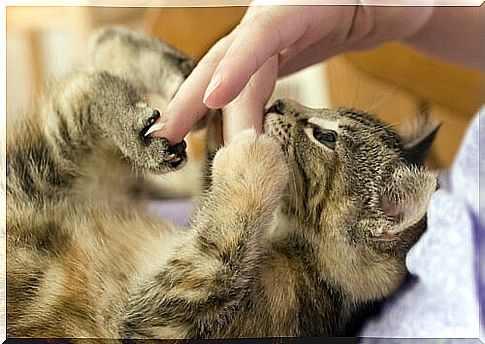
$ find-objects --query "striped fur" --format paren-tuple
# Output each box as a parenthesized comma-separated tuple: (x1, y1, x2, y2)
(7, 28, 438, 339)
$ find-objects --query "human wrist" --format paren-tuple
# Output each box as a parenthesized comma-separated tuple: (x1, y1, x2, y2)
(400, 6, 480, 69)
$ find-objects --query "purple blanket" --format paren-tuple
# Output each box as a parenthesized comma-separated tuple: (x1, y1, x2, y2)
(148, 110, 484, 341)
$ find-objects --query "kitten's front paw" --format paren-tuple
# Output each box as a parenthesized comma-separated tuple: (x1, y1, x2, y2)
(212, 129, 289, 198)
(112, 105, 187, 173)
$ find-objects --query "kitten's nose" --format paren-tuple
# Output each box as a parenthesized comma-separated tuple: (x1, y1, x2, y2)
(266, 98, 311, 117)
(266, 99, 286, 115)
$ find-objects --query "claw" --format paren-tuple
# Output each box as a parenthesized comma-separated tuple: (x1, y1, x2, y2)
(144, 118, 165, 137)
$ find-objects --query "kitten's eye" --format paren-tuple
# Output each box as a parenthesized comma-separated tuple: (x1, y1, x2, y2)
(312, 127, 337, 149)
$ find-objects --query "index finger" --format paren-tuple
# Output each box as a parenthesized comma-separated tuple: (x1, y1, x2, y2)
(203, 7, 306, 109)
(152, 35, 233, 144)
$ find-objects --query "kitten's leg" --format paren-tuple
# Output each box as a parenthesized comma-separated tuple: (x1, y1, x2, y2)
(7, 71, 185, 337)
(87, 27, 197, 199)
(123, 129, 289, 339)
(7, 71, 185, 210)
(88, 26, 194, 101)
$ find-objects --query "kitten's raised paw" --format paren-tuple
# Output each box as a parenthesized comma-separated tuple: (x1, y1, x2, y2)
(212, 129, 289, 199)
(112, 105, 187, 174)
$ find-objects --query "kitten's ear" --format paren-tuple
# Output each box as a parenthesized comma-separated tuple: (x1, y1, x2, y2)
(381, 166, 437, 224)
(372, 166, 438, 251)
(399, 103, 441, 166)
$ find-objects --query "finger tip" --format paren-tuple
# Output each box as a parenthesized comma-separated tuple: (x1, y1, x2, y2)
(202, 93, 222, 110)
(203, 83, 232, 110)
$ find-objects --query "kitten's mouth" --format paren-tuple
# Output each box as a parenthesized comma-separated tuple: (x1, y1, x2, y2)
(165, 140, 187, 169)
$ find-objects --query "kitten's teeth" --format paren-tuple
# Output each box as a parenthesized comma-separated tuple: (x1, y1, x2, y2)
(165, 153, 177, 161)
(144, 118, 165, 137)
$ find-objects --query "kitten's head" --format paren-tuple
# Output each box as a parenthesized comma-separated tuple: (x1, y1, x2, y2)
(264, 99, 439, 300)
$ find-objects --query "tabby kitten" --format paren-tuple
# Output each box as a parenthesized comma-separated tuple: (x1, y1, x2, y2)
(6, 27, 438, 339)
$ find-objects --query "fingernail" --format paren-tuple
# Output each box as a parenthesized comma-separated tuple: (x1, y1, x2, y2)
(144, 117, 166, 137)
(203, 73, 222, 105)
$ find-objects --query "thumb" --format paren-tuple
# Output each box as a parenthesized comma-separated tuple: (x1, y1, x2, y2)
(222, 55, 278, 143)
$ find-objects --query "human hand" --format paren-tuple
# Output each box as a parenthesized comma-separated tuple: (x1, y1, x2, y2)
(153, 3, 434, 144)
